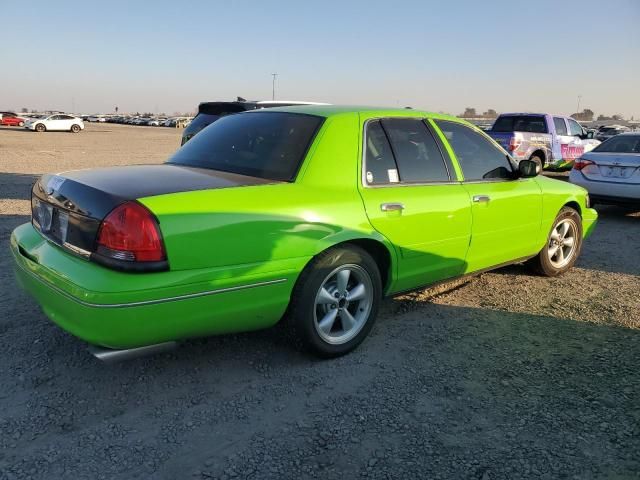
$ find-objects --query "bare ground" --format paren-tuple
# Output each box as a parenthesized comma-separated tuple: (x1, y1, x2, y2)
(0, 124, 638, 480)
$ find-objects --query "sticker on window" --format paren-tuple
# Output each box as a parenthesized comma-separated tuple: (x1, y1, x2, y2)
(387, 169, 399, 183)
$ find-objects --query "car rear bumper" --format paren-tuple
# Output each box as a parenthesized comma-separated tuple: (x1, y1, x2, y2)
(570, 171, 640, 205)
(590, 194, 640, 207)
(11, 223, 300, 349)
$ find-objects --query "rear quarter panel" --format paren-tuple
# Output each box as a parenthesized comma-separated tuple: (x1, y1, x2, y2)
(139, 113, 392, 275)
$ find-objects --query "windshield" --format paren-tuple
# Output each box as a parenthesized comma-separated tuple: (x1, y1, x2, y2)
(169, 112, 324, 181)
(492, 115, 548, 133)
(593, 135, 640, 153)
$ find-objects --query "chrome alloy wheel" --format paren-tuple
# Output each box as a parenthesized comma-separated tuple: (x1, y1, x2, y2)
(313, 264, 373, 345)
(548, 218, 578, 268)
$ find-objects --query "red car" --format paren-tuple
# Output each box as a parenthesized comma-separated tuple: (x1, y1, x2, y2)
(0, 112, 25, 127)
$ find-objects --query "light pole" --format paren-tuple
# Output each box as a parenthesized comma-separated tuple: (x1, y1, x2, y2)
(271, 73, 278, 100)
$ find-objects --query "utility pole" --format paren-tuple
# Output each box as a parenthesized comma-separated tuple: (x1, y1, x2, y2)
(271, 73, 278, 100)
(576, 95, 582, 114)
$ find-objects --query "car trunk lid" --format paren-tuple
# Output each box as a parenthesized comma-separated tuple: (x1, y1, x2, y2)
(579, 152, 640, 184)
(31, 164, 276, 258)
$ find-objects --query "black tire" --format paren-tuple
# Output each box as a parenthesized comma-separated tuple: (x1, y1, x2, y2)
(530, 155, 544, 171)
(287, 245, 382, 358)
(528, 207, 583, 277)
(70, 124, 81, 133)
(35, 123, 46, 132)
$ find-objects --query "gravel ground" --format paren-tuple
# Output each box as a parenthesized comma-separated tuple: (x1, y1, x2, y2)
(0, 124, 639, 480)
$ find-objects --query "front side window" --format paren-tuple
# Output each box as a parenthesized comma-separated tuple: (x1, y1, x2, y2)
(435, 120, 514, 181)
(553, 117, 568, 135)
(169, 112, 323, 181)
(568, 119, 583, 136)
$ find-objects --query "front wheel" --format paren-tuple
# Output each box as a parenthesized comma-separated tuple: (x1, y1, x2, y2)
(18, 121, 24, 127)
(287, 245, 382, 358)
(35, 123, 46, 132)
(529, 207, 582, 276)
(70, 124, 81, 133)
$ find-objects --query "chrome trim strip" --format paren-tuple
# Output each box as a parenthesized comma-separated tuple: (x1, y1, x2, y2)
(14, 255, 287, 309)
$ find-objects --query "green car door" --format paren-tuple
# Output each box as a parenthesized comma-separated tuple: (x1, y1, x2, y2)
(432, 120, 543, 273)
(358, 117, 472, 294)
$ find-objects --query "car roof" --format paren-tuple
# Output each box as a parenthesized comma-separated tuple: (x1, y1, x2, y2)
(244, 104, 463, 122)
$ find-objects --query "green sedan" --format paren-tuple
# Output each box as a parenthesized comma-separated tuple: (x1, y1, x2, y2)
(11, 106, 597, 359)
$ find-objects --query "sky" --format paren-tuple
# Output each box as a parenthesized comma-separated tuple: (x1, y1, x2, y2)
(1, 0, 638, 118)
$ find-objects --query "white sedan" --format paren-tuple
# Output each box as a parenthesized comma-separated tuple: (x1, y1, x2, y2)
(25, 114, 85, 133)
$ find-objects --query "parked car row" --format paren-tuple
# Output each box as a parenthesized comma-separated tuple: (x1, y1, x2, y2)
(79, 115, 193, 127)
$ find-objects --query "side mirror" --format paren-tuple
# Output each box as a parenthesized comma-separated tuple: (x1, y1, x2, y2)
(519, 159, 540, 178)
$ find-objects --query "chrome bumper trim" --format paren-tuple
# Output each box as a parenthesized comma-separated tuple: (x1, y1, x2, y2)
(13, 251, 287, 309)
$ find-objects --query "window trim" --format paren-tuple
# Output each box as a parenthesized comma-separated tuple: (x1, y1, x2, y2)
(361, 117, 457, 189)
(433, 119, 519, 184)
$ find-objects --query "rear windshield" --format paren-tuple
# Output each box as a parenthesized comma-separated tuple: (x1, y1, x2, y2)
(593, 135, 640, 153)
(169, 112, 324, 181)
(492, 115, 548, 134)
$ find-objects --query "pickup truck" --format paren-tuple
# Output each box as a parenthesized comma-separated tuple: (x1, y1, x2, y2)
(488, 113, 600, 169)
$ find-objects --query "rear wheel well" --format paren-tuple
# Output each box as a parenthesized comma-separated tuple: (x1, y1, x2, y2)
(339, 239, 392, 292)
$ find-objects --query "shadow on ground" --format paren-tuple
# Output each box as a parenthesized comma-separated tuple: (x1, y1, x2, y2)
(0, 289, 638, 479)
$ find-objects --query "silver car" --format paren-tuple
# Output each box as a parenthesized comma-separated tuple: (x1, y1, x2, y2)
(569, 132, 640, 207)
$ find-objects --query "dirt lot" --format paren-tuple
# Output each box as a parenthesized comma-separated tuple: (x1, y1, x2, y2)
(0, 124, 638, 480)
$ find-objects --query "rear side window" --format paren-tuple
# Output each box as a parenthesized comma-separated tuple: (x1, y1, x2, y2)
(380, 119, 449, 183)
(364, 120, 399, 185)
(553, 117, 568, 135)
(169, 112, 323, 181)
(435, 120, 514, 181)
(492, 115, 548, 134)
(594, 135, 640, 153)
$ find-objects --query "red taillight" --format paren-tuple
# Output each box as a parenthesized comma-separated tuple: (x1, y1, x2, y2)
(573, 158, 594, 171)
(96, 202, 166, 263)
(508, 137, 521, 152)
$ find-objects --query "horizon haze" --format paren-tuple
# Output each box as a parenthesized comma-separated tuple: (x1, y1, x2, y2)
(1, 0, 638, 118)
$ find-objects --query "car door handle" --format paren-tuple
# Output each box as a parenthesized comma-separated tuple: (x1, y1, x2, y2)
(380, 202, 405, 212)
(473, 195, 491, 203)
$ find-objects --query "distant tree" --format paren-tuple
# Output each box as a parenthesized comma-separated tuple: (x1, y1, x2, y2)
(571, 109, 594, 121)
(483, 109, 497, 118)
(461, 107, 476, 118)
(597, 114, 612, 121)
(612, 114, 623, 121)
(21, 107, 28, 113)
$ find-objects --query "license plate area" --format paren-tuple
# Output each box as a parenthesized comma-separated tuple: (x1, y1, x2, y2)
(33, 198, 69, 244)
(600, 166, 631, 179)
